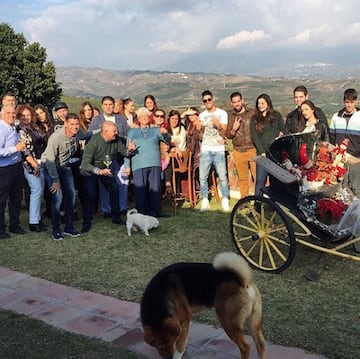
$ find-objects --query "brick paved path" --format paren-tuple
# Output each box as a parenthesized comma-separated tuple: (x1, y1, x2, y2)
(0, 267, 327, 359)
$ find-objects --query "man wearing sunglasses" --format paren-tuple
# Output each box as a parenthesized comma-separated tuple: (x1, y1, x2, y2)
(198, 90, 230, 212)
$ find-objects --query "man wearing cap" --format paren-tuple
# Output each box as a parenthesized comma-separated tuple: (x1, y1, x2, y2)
(53, 101, 69, 131)
(226, 91, 256, 198)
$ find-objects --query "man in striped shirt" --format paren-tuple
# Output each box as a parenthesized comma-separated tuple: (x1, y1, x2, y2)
(330, 88, 360, 195)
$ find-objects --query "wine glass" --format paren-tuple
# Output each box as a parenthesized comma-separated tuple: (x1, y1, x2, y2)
(103, 155, 112, 169)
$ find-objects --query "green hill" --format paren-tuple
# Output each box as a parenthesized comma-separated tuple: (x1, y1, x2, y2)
(57, 66, 360, 118)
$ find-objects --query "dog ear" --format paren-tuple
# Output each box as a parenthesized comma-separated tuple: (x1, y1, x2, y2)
(164, 317, 181, 338)
(143, 326, 156, 345)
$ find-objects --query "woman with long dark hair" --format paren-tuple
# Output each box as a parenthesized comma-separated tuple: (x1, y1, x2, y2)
(17, 104, 48, 232)
(34, 104, 54, 137)
(34, 104, 54, 219)
(143, 94, 157, 113)
(143, 94, 157, 124)
(123, 97, 137, 127)
(78, 101, 94, 132)
(300, 99, 329, 141)
(250, 93, 284, 196)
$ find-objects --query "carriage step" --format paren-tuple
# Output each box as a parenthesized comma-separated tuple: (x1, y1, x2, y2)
(254, 155, 298, 184)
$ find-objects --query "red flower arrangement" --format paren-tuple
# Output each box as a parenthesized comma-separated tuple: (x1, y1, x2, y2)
(316, 198, 348, 224)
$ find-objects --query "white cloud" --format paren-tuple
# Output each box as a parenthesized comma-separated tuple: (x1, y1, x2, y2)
(150, 41, 194, 54)
(287, 22, 360, 48)
(288, 25, 330, 45)
(217, 30, 271, 49)
(1, 0, 360, 72)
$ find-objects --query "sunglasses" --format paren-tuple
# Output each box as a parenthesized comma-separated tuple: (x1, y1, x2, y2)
(154, 113, 165, 119)
(202, 98, 213, 104)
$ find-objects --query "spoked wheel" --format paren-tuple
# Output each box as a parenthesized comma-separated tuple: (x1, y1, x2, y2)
(230, 195, 296, 273)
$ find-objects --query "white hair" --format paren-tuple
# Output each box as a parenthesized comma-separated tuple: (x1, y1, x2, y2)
(136, 106, 151, 118)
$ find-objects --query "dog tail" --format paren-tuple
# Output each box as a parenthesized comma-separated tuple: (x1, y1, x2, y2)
(127, 208, 138, 216)
(213, 252, 252, 287)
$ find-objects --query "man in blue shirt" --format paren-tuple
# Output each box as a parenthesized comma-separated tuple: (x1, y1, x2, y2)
(0, 104, 27, 239)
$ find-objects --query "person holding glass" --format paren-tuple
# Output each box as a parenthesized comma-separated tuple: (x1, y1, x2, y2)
(16, 104, 48, 232)
(0, 104, 27, 239)
(80, 121, 135, 233)
(88, 96, 130, 219)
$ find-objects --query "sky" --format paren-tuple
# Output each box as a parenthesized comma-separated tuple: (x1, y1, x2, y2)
(1, 0, 360, 74)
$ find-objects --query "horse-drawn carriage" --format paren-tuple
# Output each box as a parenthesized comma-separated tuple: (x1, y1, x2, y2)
(230, 132, 360, 275)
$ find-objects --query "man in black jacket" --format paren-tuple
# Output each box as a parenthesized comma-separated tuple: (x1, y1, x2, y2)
(285, 85, 329, 134)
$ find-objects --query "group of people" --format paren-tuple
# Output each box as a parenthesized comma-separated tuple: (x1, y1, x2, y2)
(1, 86, 360, 241)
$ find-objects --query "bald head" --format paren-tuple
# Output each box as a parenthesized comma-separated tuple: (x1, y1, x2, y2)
(101, 120, 118, 141)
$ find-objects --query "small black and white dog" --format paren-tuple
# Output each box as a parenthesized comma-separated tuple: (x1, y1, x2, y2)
(126, 209, 159, 236)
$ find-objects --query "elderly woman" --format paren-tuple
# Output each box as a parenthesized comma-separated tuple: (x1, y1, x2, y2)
(124, 107, 171, 217)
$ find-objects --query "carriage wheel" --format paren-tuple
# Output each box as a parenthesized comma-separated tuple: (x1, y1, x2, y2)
(230, 195, 296, 273)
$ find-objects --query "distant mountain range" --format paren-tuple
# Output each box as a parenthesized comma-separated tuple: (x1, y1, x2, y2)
(56, 66, 360, 116)
(164, 47, 360, 80)
(251, 63, 360, 80)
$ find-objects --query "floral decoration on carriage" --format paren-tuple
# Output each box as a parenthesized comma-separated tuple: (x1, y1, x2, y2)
(267, 132, 360, 235)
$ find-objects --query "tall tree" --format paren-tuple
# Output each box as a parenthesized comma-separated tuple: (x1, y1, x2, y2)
(0, 23, 62, 108)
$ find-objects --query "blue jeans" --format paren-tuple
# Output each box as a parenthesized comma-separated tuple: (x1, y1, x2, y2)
(255, 162, 268, 196)
(24, 167, 45, 224)
(114, 164, 129, 212)
(82, 174, 120, 226)
(199, 151, 229, 199)
(99, 181, 111, 214)
(132, 166, 161, 216)
(99, 161, 128, 213)
(44, 166, 76, 233)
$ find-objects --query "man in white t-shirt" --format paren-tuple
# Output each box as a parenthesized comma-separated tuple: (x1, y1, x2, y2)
(199, 90, 230, 212)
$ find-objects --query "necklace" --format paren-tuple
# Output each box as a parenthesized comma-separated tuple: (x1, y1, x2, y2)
(140, 126, 149, 138)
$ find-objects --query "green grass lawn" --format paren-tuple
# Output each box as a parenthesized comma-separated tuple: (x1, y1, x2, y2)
(0, 198, 359, 359)
(0, 309, 145, 359)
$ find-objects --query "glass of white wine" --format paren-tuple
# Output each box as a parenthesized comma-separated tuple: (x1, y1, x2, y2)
(103, 154, 112, 169)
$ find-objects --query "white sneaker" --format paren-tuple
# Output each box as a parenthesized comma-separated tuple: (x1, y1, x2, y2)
(200, 198, 210, 211)
(222, 197, 230, 212)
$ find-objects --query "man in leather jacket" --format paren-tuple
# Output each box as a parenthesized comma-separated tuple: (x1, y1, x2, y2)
(285, 85, 329, 134)
(226, 91, 256, 198)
